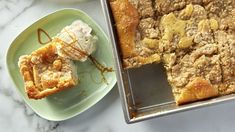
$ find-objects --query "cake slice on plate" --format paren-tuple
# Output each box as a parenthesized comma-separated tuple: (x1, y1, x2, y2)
(18, 43, 78, 99)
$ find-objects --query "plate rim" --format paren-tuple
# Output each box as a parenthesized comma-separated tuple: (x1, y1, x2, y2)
(6, 8, 117, 121)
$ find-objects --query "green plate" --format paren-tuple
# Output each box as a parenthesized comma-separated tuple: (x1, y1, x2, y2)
(6, 9, 116, 121)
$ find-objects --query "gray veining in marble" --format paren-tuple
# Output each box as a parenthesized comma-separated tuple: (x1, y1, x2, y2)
(1, 0, 235, 132)
(0, 0, 36, 30)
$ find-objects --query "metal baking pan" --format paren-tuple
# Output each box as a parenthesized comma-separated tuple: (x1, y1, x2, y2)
(101, 0, 235, 123)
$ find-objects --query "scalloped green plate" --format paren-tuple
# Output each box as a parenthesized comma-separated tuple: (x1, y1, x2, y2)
(6, 9, 116, 121)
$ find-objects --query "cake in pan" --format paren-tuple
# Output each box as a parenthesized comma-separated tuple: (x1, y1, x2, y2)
(110, 0, 235, 105)
(110, 0, 161, 69)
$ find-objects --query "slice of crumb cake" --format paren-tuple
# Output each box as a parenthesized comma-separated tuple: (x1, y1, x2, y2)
(18, 43, 78, 99)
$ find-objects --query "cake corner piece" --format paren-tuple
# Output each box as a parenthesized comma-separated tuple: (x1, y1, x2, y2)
(175, 77, 219, 105)
(110, 0, 161, 69)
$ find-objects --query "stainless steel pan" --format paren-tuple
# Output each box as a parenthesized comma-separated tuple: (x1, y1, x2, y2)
(101, 0, 235, 123)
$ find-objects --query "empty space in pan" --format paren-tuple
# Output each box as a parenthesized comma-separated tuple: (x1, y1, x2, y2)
(127, 63, 174, 110)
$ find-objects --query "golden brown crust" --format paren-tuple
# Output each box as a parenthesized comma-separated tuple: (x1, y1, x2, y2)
(176, 77, 219, 105)
(26, 79, 77, 99)
(18, 44, 78, 99)
(110, 0, 161, 69)
(110, 0, 139, 58)
(123, 53, 161, 69)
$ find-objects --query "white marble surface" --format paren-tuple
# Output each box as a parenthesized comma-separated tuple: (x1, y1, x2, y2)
(1, 0, 235, 132)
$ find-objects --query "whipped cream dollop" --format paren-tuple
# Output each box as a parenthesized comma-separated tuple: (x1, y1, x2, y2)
(54, 20, 97, 61)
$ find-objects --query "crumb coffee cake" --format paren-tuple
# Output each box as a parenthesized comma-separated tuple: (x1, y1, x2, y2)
(110, 0, 235, 104)
(18, 44, 78, 99)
